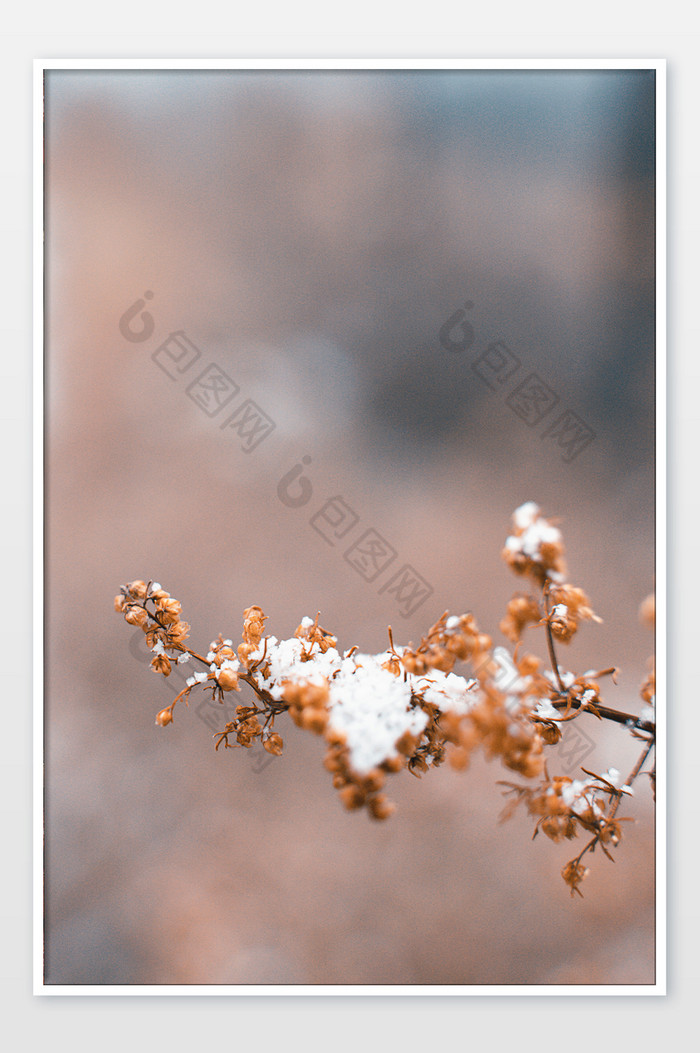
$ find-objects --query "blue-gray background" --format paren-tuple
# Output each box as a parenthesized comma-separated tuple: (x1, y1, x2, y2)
(44, 69, 656, 985)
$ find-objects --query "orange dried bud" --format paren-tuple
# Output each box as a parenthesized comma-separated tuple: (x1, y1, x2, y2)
(294, 615, 337, 653)
(426, 648, 454, 673)
(445, 635, 469, 659)
(168, 621, 190, 644)
(382, 655, 402, 675)
(323, 751, 341, 773)
(308, 681, 330, 707)
(448, 746, 471, 771)
(548, 585, 601, 644)
(362, 769, 385, 793)
(540, 816, 565, 842)
(598, 819, 623, 846)
(339, 784, 365, 810)
(150, 654, 172, 677)
(300, 707, 328, 734)
(549, 606, 578, 643)
(282, 679, 329, 709)
(128, 580, 148, 599)
(287, 706, 303, 728)
(155, 707, 173, 727)
(474, 633, 492, 658)
(561, 859, 589, 897)
(262, 732, 284, 755)
(500, 594, 541, 643)
(502, 504, 567, 583)
(242, 606, 266, 647)
(401, 651, 428, 675)
(217, 668, 239, 692)
(395, 729, 418, 756)
(281, 682, 302, 706)
(114, 594, 126, 613)
(551, 584, 599, 622)
(238, 640, 261, 666)
(537, 721, 562, 745)
(159, 598, 182, 624)
(517, 653, 540, 677)
(368, 794, 396, 820)
(324, 728, 346, 748)
(124, 605, 148, 627)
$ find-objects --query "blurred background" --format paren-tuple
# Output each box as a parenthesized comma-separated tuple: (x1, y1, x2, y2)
(44, 67, 656, 985)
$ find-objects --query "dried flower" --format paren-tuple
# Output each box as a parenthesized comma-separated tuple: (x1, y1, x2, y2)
(500, 594, 542, 643)
(262, 732, 284, 756)
(150, 653, 172, 677)
(502, 502, 566, 584)
(561, 859, 589, 897)
(217, 667, 240, 692)
(115, 502, 655, 897)
(124, 605, 148, 627)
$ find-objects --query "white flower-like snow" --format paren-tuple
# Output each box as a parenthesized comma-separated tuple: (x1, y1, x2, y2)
(505, 502, 564, 580)
(247, 632, 480, 775)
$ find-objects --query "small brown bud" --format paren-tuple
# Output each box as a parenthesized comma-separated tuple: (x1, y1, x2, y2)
(124, 606, 148, 627)
(446, 635, 469, 659)
(562, 859, 588, 897)
(340, 784, 365, 810)
(323, 751, 341, 773)
(475, 633, 492, 653)
(362, 769, 385, 793)
(537, 721, 562, 745)
(448, 746, 471, 771)
(368, 794, 396, 821)
(518, 653, 540, 676)
(150, 654, 172, 677)
(238, 642, 257, 665)
(395, 730, 418, 756)
(217, 668, 239, 692)
(262, 733, 283, 756)
(428, 648, 454, 673)
(288, 705, 304, 728)
(300, 707, 328, 734)
(155, 707, 173, 727)
(159, 598, 182, 624)
(168, 621, 190, 644)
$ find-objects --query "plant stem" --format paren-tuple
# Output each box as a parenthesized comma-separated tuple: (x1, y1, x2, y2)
(549, 697, 655, 734)
(543, 586, 565, 693)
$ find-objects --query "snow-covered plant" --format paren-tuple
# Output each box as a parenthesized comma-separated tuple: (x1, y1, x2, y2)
(114, 502, 655, 896)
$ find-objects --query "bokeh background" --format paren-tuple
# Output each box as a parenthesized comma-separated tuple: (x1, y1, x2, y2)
(44, 67, 656, 986)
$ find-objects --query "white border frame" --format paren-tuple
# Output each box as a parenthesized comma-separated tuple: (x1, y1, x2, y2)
(34, 57, 666, 997)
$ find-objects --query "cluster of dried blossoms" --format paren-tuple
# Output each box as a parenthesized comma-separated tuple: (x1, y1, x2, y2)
(115, 501, 655, 896)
